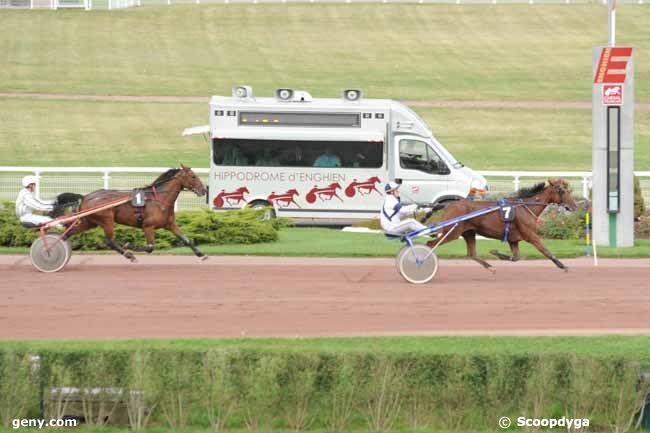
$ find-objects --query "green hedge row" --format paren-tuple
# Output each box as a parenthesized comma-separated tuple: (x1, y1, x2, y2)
(0, 203, 290, 249)
(1, 348, 648, 432)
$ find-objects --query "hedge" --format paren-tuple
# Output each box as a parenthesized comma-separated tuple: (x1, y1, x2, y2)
(0, 203, 291, 249)
(1, 347, 648, 432)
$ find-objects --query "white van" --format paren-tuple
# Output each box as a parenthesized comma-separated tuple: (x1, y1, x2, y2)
(183, 87, 488, 223)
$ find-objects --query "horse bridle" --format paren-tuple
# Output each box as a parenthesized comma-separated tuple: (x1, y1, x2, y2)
(150, 171, 203, 196)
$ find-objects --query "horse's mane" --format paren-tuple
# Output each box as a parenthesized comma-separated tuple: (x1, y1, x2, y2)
(512, 182, 546, 199)
(148, 168, 180, 187)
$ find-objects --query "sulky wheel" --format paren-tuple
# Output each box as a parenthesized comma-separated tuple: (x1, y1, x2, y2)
(397, 244, 439, 284)
(29, 234, 71, 273)
(396, 245, 409, 272)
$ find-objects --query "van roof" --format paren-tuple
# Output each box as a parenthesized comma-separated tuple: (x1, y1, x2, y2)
(210, 95, 394, 111)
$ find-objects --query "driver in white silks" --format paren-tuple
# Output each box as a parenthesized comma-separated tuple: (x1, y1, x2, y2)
(380, 182, 428, 236)
(15, 175, 56, 227)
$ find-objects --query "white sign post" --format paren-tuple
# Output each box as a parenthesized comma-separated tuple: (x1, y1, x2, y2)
(592, 0, 634, 247)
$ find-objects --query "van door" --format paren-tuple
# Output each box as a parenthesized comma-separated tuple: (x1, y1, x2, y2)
(393, 136, 449, 205)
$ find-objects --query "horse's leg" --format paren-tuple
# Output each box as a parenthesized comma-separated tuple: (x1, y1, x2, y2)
(124, 226, 155, 254)
(509, 241, 521, 261)
(102, 220, 136, 262)
(490, 240, 521, 261)
(426, 224, 463, 249)
(167, 222, 207, 260)
(462, 230, 493, 270)
(525, 234, 568, 271)
(61, 218, 96, 240)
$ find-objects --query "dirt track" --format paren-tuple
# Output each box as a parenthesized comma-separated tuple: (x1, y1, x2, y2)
(1, 255, 649, 339)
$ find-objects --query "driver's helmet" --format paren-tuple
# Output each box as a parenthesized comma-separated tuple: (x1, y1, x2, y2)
(384, 182, 400, 194)
(22, 175, 38, 188)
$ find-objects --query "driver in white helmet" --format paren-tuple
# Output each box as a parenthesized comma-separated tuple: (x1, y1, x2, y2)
(380, 182, 428, 236)
(15, 175, 56, 227)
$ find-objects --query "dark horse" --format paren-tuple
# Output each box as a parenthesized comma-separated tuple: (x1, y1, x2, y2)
(63, 165, 207, 262)
(426, 179, 578, 271)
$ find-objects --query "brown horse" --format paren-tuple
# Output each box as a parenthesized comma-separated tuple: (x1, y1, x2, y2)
(64, 165, 207, 261)
(426, 179, 579, 271)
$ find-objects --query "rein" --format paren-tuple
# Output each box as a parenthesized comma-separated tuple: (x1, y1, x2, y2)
(150, 185, 179, 208)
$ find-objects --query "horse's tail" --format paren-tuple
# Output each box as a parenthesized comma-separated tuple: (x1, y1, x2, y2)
(49, 192, 84, 218)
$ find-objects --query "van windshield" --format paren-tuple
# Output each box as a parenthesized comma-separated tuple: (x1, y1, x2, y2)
(213, 138, 383, 168)
(430, 137, 463, 169)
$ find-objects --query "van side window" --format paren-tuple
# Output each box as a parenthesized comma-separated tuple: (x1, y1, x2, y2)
(399, 139, 448, 174)
(213, 139, 383, 168)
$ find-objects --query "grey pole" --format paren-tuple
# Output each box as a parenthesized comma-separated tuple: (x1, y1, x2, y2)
(608, 0, 616, 46)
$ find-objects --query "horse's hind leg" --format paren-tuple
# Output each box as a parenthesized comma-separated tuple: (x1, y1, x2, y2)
(426, 224, 463, 249)
(490, 241, 521, 262)
(101, 220, 136, 262)
(62, 218, 96, 240)
(526, 234, 568, 271)
(167, 222, 207, 260)
(462, 231, 494, 271)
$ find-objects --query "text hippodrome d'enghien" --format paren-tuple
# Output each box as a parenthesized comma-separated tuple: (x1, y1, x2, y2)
(214, 171, 347, 183)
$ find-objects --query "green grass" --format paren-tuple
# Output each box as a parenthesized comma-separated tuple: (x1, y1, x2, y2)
(0, 98, 206, 167)
(1, 5, 649, 101)
(2, 227, 650, 257)
(3, 335, 650, 358)
(2, 98, 649, 169)
(0, 425, 484, 433)
(0, 430, 492, 433)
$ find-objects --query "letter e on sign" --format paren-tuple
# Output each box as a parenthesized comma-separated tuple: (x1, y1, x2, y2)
(594, 47, 633, 84)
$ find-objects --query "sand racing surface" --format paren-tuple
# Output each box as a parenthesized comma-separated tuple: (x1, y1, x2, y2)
(1, 255, 649, 339)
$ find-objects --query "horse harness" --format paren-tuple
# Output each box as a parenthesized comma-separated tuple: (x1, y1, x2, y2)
(130, 185, 178, 228)
(494, 198, 547, 242)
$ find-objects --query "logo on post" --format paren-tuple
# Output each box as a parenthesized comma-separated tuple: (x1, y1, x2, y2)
(594, 47, 632, 84)
(602, 84, 623, 105)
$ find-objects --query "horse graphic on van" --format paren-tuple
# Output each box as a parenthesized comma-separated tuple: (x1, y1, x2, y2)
(213, 187, 250, 208)
(345, 176, 382, 198)
(306, 183, 343, 204)
(268, 189, 301, 208)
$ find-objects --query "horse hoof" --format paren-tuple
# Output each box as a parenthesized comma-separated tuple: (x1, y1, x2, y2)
(200, 255, 209, 261)
(562, 267, 569, 272)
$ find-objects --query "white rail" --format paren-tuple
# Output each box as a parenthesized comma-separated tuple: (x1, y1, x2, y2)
(1, 167, 649, 210)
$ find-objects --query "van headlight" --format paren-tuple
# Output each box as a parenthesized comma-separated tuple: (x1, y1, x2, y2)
(469, 179, 488, 197)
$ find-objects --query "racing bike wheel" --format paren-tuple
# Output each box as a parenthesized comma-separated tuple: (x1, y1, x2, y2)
(30, 234, 71, 273)
(397, 244, 439, 284)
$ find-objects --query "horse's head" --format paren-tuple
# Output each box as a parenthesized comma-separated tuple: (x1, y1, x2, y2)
(330, 182, 341, 189)
(544, 179, 578, 211)
(369, 176, 381, 183)
(288, 189, 299, 196)
(241, 187, 250, 194)
(178, 164, 207, 196)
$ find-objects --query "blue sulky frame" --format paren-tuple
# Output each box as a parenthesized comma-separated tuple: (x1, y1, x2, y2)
(388, 203, 507, 283)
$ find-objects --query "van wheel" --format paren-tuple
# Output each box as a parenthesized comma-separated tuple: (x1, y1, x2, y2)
(248, 201, 276, 220)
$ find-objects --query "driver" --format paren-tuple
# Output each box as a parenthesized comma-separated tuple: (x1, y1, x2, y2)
(15, 175, 56, 227)
(380, 182, 428, 236)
